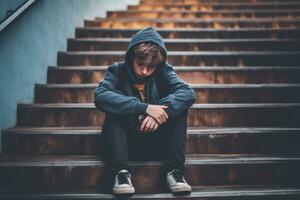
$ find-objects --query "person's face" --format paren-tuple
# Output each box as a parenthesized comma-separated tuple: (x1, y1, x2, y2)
(133, 59, 157, 80)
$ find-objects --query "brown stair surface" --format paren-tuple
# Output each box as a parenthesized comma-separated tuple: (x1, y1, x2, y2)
(75, 27, 300, 39)
(128, 3, 300, 11)
(1, 186, 300, 199)
(1, 154, 300, 193)
(16, 103, 300, 127)
(67, 38, 300, 51)
(34, 83, 300, 103)
(57, 51, 300, 66)
(140, 0, 300, 4)
(85, 18, 300, 29)
(106, 10, 300, 19)
(47, 66, 300, 84)
(1, 0, 300, 198)
(2, 127, 300, 155)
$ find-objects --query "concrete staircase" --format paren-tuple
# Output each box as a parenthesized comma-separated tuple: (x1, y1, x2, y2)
(1, 0, 300, 199)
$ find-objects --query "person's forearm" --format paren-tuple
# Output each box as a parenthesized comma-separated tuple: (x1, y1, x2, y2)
(94, 87, 148, 115)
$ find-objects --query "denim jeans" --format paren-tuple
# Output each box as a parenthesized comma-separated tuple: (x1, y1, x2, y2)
(101, 110, 188, 176)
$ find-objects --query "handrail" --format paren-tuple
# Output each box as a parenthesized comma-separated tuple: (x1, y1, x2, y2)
(0, 0, 38, 32)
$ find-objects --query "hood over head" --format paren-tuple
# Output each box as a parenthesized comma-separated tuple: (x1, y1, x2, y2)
(124, 27, 168, 84)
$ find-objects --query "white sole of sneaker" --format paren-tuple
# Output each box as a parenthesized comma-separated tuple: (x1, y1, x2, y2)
(113, 187, 135, 195)
(169, 185, 192, 193)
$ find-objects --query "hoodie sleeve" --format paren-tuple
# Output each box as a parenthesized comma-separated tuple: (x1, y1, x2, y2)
(158, 65, 196, 118)
(94, 63, 148, 115)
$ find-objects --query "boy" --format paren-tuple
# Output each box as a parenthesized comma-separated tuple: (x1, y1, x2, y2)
(94, 27, 195, 195)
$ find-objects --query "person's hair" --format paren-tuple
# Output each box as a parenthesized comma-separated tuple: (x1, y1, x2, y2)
(131, 42, 165, 68)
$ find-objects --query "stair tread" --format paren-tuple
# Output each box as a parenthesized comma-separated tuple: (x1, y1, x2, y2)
(130, 2, 300, 7)
(4, 127, 300, 134)
(89, 17, 300, 22)
(0, 185, 300, 198)
(36, 83, 300, 88)
(69, 38, 300, 42)
(110, 9, 300, 14)
(133, 2, 300, 5)
(60, 51, 300, 54)
(18, 103, 300, 108)
(0, 154, 299, 166)
(76, 27, 300, 31)
(48, 66, 300, 71)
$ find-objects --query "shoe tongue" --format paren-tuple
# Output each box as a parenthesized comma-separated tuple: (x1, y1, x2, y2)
(118, 170, 130, 185)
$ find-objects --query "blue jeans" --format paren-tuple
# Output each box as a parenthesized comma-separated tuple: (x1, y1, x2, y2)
(101, 110, 188, 176)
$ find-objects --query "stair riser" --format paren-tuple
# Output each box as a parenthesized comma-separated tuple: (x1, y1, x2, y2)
(1, 163, 299, 192)
(3, 132, 300, 155)
(68, 40, 300, 52)
(107, 11, 300, 19)
(57, 53, 300, 66)
(85, 20, 300, 29)
(140, 0, 300, 4)
(17, 106, 300, 127)
(75, 28, 300, 39)
(47, 68, 300, 84)
(34, 86, 300, 103)
(48, 69, 106, 84)
(128, 4, 300, 11)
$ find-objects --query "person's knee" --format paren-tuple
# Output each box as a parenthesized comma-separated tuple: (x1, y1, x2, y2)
(166, 109, 188, 123)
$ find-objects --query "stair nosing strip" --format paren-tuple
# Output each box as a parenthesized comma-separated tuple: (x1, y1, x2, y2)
(69, 38, 300, 42)
(110, 9, 300, 14)
(0, 155, 299, 167)
(48, 66, 300, 71)
(1, 187, 300, 198)
(60, 51, 300, 55)
(76, 27, 300, 31)
(18, 103, 300, 109)
(36, 83, 300, 88)
(3, 127, 300, 135)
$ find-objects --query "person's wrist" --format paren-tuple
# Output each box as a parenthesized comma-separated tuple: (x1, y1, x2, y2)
(136, 102, 149, 114)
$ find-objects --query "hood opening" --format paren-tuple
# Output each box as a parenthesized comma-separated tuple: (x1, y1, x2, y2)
(124, 27, 168, 84)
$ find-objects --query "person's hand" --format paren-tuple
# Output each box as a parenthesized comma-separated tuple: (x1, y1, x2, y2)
(146, 104, 169, 125)
(140, 116, 159, 133)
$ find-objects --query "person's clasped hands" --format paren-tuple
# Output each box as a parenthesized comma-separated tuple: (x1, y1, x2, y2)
(139, 104, 168, 133)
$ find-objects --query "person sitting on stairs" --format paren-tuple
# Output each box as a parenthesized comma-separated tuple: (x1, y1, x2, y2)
(94, 26, 195, 195)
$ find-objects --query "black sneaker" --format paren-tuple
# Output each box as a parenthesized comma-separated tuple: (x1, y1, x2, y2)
(166, 169, 192, 193)
(113, 169, 135, 195)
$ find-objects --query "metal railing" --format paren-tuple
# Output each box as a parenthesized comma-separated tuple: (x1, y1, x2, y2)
(0, 0, 38, 32)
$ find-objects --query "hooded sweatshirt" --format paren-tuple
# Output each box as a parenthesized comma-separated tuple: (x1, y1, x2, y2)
(94, 26, 195, 118)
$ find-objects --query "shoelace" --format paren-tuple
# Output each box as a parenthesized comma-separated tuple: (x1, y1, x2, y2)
(170, 169, 185, 183)
(117, 171, 131, 185)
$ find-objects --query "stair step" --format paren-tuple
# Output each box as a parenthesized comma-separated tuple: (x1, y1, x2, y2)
(85, 18, 300, 29)
(1, 185, 300, 199)
(2, 127, 300, 155)
(57, 51, 300, 66)
(128, 3, 300, 11)
(16, 103, 300, 127)
(34, 83, 300, 103)
(0, 154, 299, 192)
(138, 2, 300, 6)
(47, 66, 300, 84)
(140, 0, 300, 4)
(67, 38, 300, 51)
(107, 10, 300, 19)
(75, 27, 300, 39)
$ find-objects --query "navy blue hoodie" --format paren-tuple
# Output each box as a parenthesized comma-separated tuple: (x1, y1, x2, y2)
(94, 27, 195, 118)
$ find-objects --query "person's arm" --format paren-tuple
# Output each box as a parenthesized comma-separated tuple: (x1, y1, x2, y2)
(94, 63, 148, 115)
(158, 64, 196, 118)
